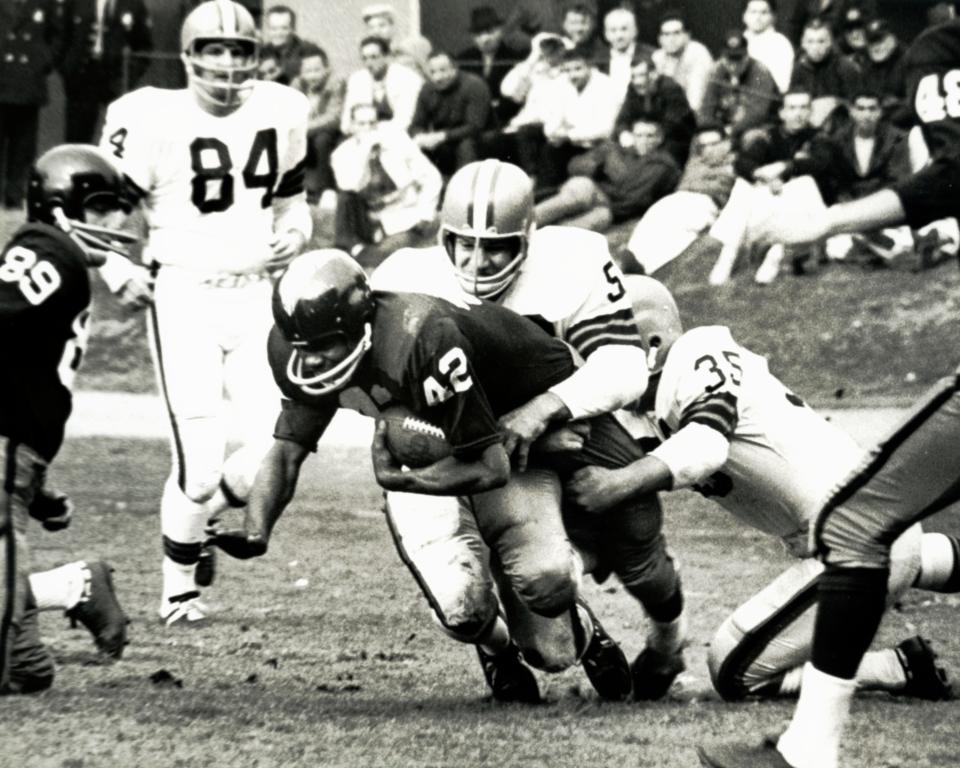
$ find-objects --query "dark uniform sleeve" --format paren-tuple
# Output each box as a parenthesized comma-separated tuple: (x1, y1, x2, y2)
(406, 317, 502, 460)
(893, 20, 960, 226)
(266, 326, 339, 452)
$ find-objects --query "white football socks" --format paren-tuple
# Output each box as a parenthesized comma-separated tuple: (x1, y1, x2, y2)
(160, 476, 209, 604)
(29, 561, 86, 611)
(777, 662, 855, 768)
(779, 649, 906, 696)
(647, 610, 686, 656)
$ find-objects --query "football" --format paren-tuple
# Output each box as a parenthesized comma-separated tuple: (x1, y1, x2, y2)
(381, 404, 452, 468)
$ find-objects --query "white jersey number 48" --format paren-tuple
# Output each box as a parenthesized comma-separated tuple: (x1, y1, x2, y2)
(915, 70, 960, 123)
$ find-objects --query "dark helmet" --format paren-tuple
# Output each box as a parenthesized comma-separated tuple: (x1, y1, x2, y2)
(272, 250, 376, 395)
(27, 144, 139, 265)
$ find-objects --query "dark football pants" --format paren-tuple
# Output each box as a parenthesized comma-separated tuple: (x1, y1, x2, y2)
(555, 413, 682, 612)
(1, 439, 55, 694)
(815, 374, 960, 569)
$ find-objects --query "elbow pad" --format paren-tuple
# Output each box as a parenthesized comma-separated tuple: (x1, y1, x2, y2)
(650, 422, 730, 489)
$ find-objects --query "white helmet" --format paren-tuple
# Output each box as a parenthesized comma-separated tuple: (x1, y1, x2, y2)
(440, 160, 535, 300)
(624, 275, 682, 374)
(181, 0, 259, 109)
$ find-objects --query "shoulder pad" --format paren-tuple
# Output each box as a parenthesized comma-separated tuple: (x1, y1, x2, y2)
(371, 246, 476, 306)
(506, 226, 611, 321)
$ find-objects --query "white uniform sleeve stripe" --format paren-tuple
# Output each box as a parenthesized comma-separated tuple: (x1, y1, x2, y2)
(567, 318, 641, 348)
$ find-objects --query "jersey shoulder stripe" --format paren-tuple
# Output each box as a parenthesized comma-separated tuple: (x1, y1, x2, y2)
(680, 391, 739, 437)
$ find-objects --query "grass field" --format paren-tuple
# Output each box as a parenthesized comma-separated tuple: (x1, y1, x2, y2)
(4, 437, 959, 768)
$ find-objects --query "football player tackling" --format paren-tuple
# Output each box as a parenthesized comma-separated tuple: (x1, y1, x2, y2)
(2, 145, 133, 693)
(207, 249, 633, 702)
(98, 0, 312, 626)
(697, 14, 960, 768)
(569, 276, 959, 708)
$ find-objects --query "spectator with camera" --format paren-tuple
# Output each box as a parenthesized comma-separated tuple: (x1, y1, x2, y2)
(652, 9, 714, 113)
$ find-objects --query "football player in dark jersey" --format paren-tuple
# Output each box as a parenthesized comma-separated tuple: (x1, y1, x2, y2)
(207, 248, 639, 702)
(698, 17, 960, 768)
(1, 145, 136, 694)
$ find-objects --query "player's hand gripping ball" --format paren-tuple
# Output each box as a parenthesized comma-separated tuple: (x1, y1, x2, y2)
(381, 404, 452, 468)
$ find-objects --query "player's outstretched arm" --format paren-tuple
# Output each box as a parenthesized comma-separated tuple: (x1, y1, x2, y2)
(206, 439, 308, 559)
(371, 421, 510, 495)
(567, 455, 673, 514)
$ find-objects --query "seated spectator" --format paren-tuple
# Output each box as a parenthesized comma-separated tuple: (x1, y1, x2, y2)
(816, 91, 956, 266)
(530, 43, 624, 191)
(742, 0, 795, 94)
(290, 47, 345, 209)
(699, 31, 780, 137)
(491, 33, 572, 173)
(262, 5, 317, 85)
(331, 103, 442, 267)
(789, 19, 861, 126)
(534, 115, 681, 230)
(362, 3, 397, 45)
(652, 9, 714, 113)
(410, 51, 491, 176)
(708, 89, 827, 284)
(363, 2, 433, 74)
(561, 3, 607, 64)
(458, 6, 530, 130)
(341, 36, 423, 135)
(927, 1, 958, 25)
(598, 7, 654, 94)
(621, 124, 737, 274)
(613, 55, 696, 165)
(258, 53, 285, 83)
(787, 0, 876, 47)
(838, 6, 870, 57)
(502, 0, 598, 47)
(859, 19, 908, 123)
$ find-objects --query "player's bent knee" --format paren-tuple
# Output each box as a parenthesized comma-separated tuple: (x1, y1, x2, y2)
(517, 556, 580, 618)
(180, 471, 222, 504)
(707, 619, 750, 701)
(430, 589, 500, 644)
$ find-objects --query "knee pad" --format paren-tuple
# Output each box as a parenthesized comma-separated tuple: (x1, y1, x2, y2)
(429, 573, 499, 644)
(517, 552, 580, 619)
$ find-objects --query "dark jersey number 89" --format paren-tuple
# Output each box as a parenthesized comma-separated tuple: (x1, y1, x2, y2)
(189, 129, 279, 213)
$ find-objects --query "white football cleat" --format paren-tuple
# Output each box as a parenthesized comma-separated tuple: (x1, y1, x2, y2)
(159, 592, 209, 627)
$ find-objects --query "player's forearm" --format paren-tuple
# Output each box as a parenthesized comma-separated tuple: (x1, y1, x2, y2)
(824, 188, 906, 237)
(649, 422, 730, 489)
(244, 441, 306, 542)
(386, 444, 510, 495)
(549, 345, 649, 419)
(620, 454, 674, 497)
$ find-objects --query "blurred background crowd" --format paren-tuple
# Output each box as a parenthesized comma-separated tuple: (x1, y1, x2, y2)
(2, 0, 957, 283)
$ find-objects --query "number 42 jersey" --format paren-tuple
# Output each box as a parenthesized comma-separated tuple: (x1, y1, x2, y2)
(100, 82, 309, 274)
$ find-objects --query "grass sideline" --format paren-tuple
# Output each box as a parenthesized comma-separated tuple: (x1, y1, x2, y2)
(2, 207, 958, 404)
(5, 437, 959, 768)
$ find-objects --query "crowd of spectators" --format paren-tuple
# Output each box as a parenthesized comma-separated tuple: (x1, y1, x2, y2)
(3, 0, 959, 282)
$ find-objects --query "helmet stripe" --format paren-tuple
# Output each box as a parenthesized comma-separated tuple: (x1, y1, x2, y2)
(470, 159, 500, 234)
(218, 0, 237, 35)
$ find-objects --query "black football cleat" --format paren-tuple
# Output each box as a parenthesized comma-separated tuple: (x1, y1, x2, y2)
(476, 643, 541, 704)
(578, 603, 631, 701)
(696, 737, 797, 768)
(631, 644, 685, 701)
(66, 561, 128, 659)
(895, 635, 953, 701)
